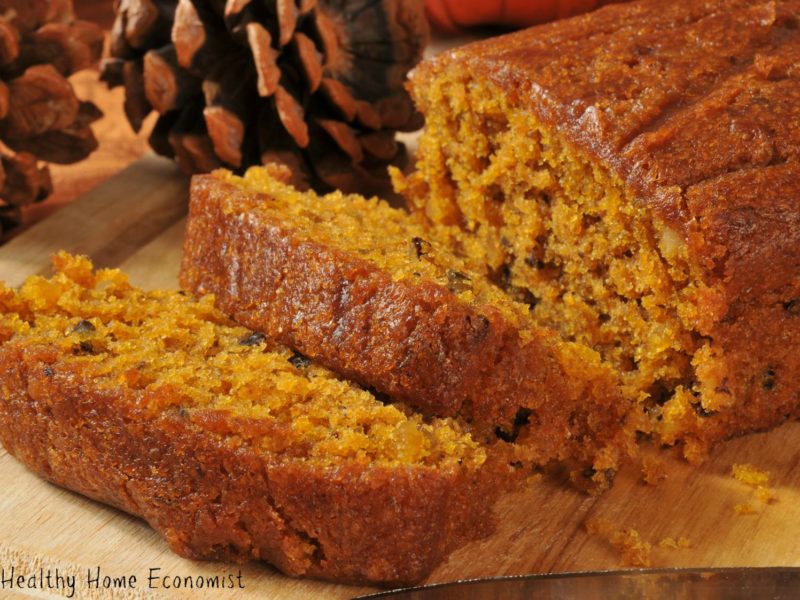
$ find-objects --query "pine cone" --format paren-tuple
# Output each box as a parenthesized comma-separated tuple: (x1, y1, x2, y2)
(101, 0, 429, 193)
(0, 0, 105, 232)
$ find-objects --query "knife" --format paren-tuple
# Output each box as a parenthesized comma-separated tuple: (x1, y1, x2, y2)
(355, 568, 800, 599)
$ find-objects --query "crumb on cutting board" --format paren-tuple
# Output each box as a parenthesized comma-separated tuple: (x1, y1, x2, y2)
(732, 463, 778, 515)
(586, 518, 695, 567)
(641, 455, 668, 486)
(732, 463, 771, 487)
(585, 518, 652, 567)
(658, 536, 691, 549)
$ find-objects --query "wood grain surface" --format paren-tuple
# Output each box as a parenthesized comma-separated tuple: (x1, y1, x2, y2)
(0, 155, 798, 599)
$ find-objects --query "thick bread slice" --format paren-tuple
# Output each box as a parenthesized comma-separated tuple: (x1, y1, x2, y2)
(180, 167, 636, 485)
(0, 254, 498, 586)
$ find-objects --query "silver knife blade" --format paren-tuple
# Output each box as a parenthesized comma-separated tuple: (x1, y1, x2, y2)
(355, 568, 800, 599)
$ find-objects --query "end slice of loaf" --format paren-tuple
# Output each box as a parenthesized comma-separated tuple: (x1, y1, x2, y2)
(180, 167, 636, 487)
(396, 0, 800, 460)
(0, 253, 501, 586)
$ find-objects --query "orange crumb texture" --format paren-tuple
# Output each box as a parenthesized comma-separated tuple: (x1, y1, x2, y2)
(641, 455, 667, 486)
(0, 252, 487, 470)
(658, 536, 691, 550)
(732, 463, 771, 487)
(731, 463, 778, 515)
(586, 518, 693, 567)
(585, 518, 652, 568)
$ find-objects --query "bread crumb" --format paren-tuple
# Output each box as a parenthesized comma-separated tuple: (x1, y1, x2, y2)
(586, 518, 652, 567)
(731, 463, 778, 515)
(659, 536, 691, 549)
(641, 455, 667, 486)
(732, 463, 770, 487)
(755, 486, 778, 505)
(734, 503, 757, 515)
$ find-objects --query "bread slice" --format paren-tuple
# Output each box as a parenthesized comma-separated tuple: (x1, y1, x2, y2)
(180, 167, 636, 487)
(0, 253, 501, 586)
(394, 0, 800, 460)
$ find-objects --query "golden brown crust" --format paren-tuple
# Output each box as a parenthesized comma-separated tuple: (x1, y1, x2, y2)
(412, 0, 800, 229)
(678, 162, 800, 450)
(180, 175, 632, 472)
(0, 341, 499, 586)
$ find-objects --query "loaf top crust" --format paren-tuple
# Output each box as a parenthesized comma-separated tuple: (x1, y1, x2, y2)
(411, 0, 800, 229)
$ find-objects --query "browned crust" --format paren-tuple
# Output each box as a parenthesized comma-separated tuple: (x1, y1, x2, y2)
(0, 341, 499, 586)
(412, 0, 800, 230)
(678, 161, 800, 450)
(179, 175, 631, 470)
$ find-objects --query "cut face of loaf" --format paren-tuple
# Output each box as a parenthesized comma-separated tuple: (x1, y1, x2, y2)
(180, 167, 636, 488)
(0, 253, 498, 586)
(395, 0, 800, 460)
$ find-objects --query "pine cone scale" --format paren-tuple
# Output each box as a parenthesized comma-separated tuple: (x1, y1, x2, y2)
(173, 0, 206, 69)
(354, 99, 380, 130)
(312, 8, 342, 73)
(204, 105, 244, 166)
(143, 45, 201, 113)
(292, 31, 322, 92)
(167, 100, 221, 174)
(1, 65, 79, 142)
(224, 0, 252, 18)
(360, 130, 397, 161)
(1, 152, 52, 207)
(246, 22, 280, 97)
(15, 124, 98, 165)
(0, 20, 19, 64)
(122, 0, 164, 48)
(298, 0, 317, 14)
(15, 22, 102, 76)
(319, 77, 358, 122)
(122, 59, 151, 131)
(276, 0, 298, 46)
(317, 118, 362, 162)
(19, 100, 102, 165)
(275, 84, 310, 148)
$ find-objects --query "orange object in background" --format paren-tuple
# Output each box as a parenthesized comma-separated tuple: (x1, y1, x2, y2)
(425, 0, 627, 32)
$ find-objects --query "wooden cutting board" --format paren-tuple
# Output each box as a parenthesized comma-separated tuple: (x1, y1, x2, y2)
(0, 155, 799, 600)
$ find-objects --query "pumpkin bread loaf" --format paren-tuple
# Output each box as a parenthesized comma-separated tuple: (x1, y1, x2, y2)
(180, 167, 636, 487)
(0, 253, 503, 586)
(395, 0, 800, 460)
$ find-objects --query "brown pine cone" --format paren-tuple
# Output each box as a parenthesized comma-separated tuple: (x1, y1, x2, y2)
(101, 0, 429, 193)
(0, 0, 105, 232)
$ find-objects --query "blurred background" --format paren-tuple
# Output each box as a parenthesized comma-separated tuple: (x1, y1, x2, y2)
(16, 0, 622, 238)
(26, 1, 150, 233)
